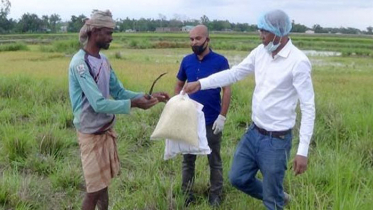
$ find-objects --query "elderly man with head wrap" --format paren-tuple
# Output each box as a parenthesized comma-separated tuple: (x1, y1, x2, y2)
(183, 10, 315, 210)
(68, 10, 169, 210)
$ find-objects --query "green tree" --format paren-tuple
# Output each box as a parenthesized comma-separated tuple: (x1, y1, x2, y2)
(49, 14, 61, 32)
(169, 18, 183, 28)
(366, 26, 373, 34)
(67, 14, 87, 32)
(210, 20, 231, 31)
(231, 23, 253, 32)
(117, 17, 134, 31)
(339, 27, 361, 34)
(200, 15, 210, 26)
(41, 15, 50, 31)
(16, 13, 42, 33)
(313, 24, 328, 33)
(291, 20, 308, 33)
(158, 13, 166, 28)
(135, 18, 150, 31)
(0, 0, 12, 33)
(0, 0, 10, 16)
(183, 19, 199, 27)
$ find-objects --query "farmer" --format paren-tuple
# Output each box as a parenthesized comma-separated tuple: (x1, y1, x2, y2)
(183, 10, 315, 210)
(68, 10, 169, 210)
(174, 25, 231, 207)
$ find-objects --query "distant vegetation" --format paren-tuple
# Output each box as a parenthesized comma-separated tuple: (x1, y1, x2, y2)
(0, 42, 28, 52)
(0, 0, 372, 34)
(1, 32, 372, 57)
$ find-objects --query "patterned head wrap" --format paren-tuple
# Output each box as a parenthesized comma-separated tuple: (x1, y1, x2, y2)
(79, 10, 116, 46)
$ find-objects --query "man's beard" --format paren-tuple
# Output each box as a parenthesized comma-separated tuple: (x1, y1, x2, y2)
(192, 39, 207, 55)
(97, 42, 110, 50)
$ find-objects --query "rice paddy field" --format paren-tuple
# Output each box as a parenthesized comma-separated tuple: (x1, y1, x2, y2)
(0, 32, 373, 210)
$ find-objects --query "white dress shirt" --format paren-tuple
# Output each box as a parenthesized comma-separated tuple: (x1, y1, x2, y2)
(199, 39, 315, 157)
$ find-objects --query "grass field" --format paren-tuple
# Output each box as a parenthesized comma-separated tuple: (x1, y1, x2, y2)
(0, 33, 373, 210)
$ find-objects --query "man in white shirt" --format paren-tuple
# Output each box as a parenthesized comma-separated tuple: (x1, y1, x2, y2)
(182, 10, 315, 210)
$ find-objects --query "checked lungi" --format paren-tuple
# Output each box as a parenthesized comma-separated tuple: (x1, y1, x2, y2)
(77, 128, 120, 193)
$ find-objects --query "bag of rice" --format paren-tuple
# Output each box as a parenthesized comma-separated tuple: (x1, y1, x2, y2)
(150, 94, 199, 147)
(163, 101, 211, 160)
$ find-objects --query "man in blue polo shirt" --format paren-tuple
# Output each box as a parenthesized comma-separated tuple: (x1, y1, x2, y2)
(174, 25, 231, 207)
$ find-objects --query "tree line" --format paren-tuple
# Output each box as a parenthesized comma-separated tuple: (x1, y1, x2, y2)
(0, 1, 372, 35)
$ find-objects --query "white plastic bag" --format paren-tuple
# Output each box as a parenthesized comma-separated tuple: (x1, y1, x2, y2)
(163, 98, 211, 160)
(150, 94, 199, 147)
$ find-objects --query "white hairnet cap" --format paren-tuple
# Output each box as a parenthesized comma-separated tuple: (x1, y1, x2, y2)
(257, 10, 292, 37)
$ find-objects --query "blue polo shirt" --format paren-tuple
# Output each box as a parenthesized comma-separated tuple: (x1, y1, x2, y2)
(177, 50, 229, 125)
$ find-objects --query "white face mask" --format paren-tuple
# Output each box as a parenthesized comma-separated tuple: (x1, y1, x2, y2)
(265, 35, 282, 53)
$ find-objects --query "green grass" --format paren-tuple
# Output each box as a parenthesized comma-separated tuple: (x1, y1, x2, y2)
(1, 32, 373, 57)
(0, 33, 372, 209)
(0, 42, 29, 52)
(39, 39, 81, 54)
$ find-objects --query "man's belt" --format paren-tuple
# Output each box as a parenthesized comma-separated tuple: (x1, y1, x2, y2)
(253, 123, 291, 138)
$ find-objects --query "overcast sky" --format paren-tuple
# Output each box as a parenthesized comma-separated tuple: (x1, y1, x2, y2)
(6, 0, 373, 30)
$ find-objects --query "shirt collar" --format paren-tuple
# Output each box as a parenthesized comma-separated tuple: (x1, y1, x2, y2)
(194, 48, 213, 61)
(275, 39, 293, 58)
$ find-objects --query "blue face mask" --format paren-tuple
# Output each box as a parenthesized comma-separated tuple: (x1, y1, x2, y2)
(265, 36, 282, 53)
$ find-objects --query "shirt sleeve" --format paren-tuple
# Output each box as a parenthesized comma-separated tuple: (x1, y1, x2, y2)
(200, 48, 256, 90)
(71, 61, 133, 114)
(109, 70, 143, 100)
(293, 59, 316, 157)
(176, 58, 187, 81)
(220, 57, 229, 72)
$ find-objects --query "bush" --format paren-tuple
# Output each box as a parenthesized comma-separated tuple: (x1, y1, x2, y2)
(153, 41, 188, 48)
(40, 39, 81, 54)
(0, 172, 35, 209)
(114, 51, 123, 59)
(129, 39, 138, 48)
(49, 164, 82, 190)
(2, 128, 32, 162)
(0, 42, 29, 52)
(128, 39, 152, 49)
(38, 130, 67, 157)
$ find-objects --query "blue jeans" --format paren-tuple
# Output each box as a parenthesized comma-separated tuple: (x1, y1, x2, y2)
(229, 123, 292, 210)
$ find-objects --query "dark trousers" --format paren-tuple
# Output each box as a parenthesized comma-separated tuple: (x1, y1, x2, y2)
(182, 124, 223, 196)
